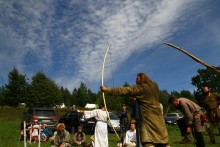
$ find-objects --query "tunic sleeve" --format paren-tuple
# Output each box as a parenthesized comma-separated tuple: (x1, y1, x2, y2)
(107, 85, 144, 97)
(54, 135, 60, 146)
(180, 102, 193, 125)
(63, 131, 70, 142)
(214, 93, 220, 102)
(84, 110, 97, 119)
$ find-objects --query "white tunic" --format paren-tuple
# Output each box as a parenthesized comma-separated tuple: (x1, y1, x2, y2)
(84, 109, 108, 147)
(124, 129, 136, 147)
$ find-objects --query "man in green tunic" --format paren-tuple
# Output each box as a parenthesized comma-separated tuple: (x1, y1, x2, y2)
(202, 86, 220, 144)
(100, 73, 169, 147)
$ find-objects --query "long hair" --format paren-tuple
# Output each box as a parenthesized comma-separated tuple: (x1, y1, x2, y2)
(76, 132, 84, 141)
(137, 73, 152, 84)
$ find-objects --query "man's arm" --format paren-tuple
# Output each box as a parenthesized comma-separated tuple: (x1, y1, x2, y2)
(214, 93, 220, 103)
(63, 131, 70, 143)
(180, 101, 193, 126)
(53, 135, 60, 146)
(123, 131, 129, 145)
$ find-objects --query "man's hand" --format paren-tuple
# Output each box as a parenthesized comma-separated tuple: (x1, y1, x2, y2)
(100, 85, 108, 92)
(77, 110, 84, 113)
(186, 126, 191, 133)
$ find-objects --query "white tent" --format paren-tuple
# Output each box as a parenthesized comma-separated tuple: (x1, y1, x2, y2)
(85, 103, 98, 109)
(55, 103, 66, 108)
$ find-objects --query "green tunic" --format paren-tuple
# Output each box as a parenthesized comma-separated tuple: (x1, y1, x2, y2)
(203, 93, 220, 122)
(107, 82, 169, 144)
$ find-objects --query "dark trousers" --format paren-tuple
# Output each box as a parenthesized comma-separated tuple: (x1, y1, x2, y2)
(178, 117, 205, 147)
(177, 118, 192, 141)
(177, 118, 187, 136)
(177, 118, 205, 147)
(193, 131, 205, 147)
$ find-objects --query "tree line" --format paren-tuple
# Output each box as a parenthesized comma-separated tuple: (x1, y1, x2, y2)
(0, 67, 219, 112)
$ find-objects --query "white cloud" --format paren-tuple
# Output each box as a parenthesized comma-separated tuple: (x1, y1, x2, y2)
(0, 0, 207, 91)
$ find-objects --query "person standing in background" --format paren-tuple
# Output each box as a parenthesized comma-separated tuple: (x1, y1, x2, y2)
(202, 86, 220, 144)
(118, 104, 129, 142)
(123, 121, 136, 147)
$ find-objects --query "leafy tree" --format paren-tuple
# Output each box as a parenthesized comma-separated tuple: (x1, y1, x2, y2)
(26, 72, 62, 107)
(96, 91, 123, 111)
(72, 88, 78, 106)
(72, 82, 97, 107)
(192, 67, 220, 93)
(4, 68, 29, 106)
(0, 86, 6, 106)
(179, 90, 196, 102)
(87, 89, 97, 104)
(121, 82, 133, 109)
(191, 67, 220, 105)
(77, 82, 89, 107)
(170, 91, 180, 98)
(60, 87, 72, 107)
(159, 89, 170, 114)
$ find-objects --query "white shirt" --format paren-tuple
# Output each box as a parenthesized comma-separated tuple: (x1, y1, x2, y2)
(124, 129, 136, 146)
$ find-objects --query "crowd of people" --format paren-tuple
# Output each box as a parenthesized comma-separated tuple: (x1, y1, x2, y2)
(19, 73, 220, 147)
(20, 120, 52, 143)
(20, 121, 92, 146)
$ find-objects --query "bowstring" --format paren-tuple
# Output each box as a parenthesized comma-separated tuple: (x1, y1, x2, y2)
(109, 52, 115, 87)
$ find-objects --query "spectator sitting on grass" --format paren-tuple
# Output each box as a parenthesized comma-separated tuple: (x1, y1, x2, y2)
(72, 126, 87, 147)
(40, 130, 47, 142)
(123, 121, 136, 147)
(20, 121, 31, 141)
(31, 120, 39, 142)
(42, 124, 51, 139)
(51, 123, 71, 147)
(49, 131, 57, 144)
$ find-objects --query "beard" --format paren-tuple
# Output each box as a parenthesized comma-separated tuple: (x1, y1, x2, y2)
(58, 130, 65, 139)
(203, 92, 209, 96)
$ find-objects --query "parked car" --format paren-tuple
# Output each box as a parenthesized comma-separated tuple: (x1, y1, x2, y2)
(164, 113, 183, 125)
(59, 110, 96, 134)
(108, 112, 120, 132)
(21, 107, 59, 130)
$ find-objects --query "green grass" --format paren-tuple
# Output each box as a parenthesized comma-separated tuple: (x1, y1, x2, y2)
(0, 107, 220, 147)
(167, 124, 220, 147)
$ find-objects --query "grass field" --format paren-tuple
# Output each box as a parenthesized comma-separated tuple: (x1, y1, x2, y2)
(0, 107, 220, 147)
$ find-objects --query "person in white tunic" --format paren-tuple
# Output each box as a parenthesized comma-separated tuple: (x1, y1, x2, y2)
(78, 104, 109, 147)
(123, 122, 136, 147)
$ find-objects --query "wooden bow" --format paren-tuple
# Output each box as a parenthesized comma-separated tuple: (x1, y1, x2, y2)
(164, 42, 220, 74)
(101, 45, 120, 140)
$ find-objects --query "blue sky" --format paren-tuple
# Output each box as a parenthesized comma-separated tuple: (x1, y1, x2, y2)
(0, 0, 220, 93)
